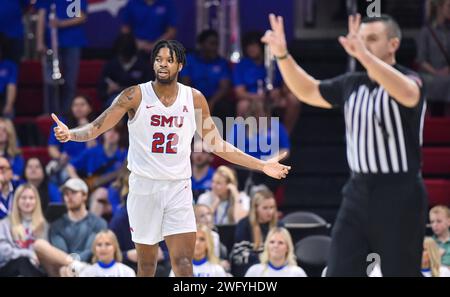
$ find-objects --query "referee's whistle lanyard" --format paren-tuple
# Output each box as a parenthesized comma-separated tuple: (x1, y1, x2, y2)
(215, 200, 230, 225)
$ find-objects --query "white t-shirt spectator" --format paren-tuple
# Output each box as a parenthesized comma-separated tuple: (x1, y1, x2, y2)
(245, 263, 307, 277)
(79, 261, 136, 277)
(197, 191, 250, 225)
(170, 258, 228, 277)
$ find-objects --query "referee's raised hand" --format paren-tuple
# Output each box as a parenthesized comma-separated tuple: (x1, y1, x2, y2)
(261, 14, 288, 58)
(51, 113, 71, 143)
(338, 13, 369, 61)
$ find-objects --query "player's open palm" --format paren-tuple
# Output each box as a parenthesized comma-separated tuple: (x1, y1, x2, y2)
(52, 113, 71, 143)
(338, 14, 368, 60)
(262, 151, 291, 180)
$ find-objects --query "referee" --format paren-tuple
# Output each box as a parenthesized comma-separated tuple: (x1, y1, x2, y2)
(262, 14, 427, 276)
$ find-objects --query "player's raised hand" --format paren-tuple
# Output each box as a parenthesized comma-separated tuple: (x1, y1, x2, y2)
(338, 14, 369, 60)
(51, 113, 71, 143)
(262, 151, 291, 180)
(261, 14, 288, 57)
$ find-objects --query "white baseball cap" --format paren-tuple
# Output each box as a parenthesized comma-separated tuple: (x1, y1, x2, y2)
(60, 178, 88, 194)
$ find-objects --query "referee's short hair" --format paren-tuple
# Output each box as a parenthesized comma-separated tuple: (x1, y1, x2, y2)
(361, 14, 402, 41)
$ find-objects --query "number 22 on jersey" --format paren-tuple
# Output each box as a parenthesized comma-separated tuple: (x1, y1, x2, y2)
(151, 132, 179, 154)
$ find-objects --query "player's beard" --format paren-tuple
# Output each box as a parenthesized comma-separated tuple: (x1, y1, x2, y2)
(155, 71, 177, 84)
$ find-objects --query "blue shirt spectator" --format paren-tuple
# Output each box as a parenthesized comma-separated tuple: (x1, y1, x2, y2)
(120, 0, 177, 43)
(70, 145, 127, 180)
(233, 57, 282, 94)
(34, 0, 88, 48)
(181, 53, 231, 99)
(120, 0, 176, 57)
(192, 167, 215, 202)
(0, 0, 29, 39)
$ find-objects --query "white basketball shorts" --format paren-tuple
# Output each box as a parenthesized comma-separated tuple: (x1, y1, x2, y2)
(127, 172, 197, 245)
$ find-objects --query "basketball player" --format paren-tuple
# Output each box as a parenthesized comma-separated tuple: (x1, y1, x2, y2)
(262, 14, 427, 276)
(52, 40, 291, 277)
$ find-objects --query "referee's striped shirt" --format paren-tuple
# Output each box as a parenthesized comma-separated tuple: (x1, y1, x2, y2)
(319, 64, 426, 175)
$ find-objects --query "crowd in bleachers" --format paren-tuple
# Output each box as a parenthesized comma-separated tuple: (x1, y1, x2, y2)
(0, 0, 449, 277)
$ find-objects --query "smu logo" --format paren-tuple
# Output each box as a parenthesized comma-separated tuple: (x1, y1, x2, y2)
(150, 115, 184, 128)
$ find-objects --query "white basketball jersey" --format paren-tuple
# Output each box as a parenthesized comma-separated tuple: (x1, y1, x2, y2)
(127, 82, 196, 180)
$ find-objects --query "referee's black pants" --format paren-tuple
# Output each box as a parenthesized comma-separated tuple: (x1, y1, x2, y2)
(326, 172, 428, 277)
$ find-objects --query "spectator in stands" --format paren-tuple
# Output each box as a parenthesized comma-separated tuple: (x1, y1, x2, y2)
(194, 204, 220, 257)
(76, 230, 136, 277)
(422, 237, 450, 277)
(245, 227, 307, 277)
(0, 35, 18, 119)
(0, 183, 46, 276)
(197, 166, 250, 225)
(23, 157, 61, 216)
(169, 224, 228, 277)
(47, 94, 97, 186)
(0, 1, 29, 64)
(0, 157, 17, 220)
(180, 29, 233, 120)
(67, 125, 127, 190)
(109, 172, 171, 276)
(35, 0, 89, 113)
(99, 33, 153, 108)
(88, 162, 129, 220)
(50, 178, 107, 265)
(230, 188, 280, 276)
(228, 100, 290, 191)
(416, 0, 450, 114)
(233, 31, 299, 130)
(0, 184, 85, 277)
(120, 0, 177, 57)
(194, 204, 231, 272)
(191, 139, 215, 202)
(0, 118, 24, 180)
(429, 205, 450, 267)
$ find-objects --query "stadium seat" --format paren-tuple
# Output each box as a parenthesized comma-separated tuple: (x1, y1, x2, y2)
(22, 146, 51, 165)
(281, 210, 328, 226)
(295, 235, 331, 277)
(422, 148, 450, 176)
(424, 179, 450, 206)
(77, 60, 105, 87)
(19, 60, 43, 86)
(423, 117, 450, 145)
(35, 115, 54, 142)
(16, 88, 44, 116)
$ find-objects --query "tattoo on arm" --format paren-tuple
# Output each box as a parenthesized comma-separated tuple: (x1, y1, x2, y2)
(70, 123, 94, 142)
(70, 86, 136, 141)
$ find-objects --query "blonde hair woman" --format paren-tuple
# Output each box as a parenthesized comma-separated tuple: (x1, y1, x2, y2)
(0, 117, 24, 180)
(197, 166, 250, 224)
(170, 224, 227, 277)
(77, 230, 135, 277)
(245, 227, 307, 277)
(0, 184, 85, 276)
(230, 188, 279, 276)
